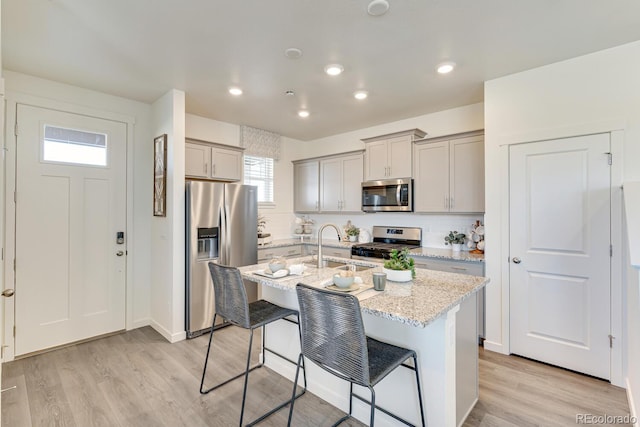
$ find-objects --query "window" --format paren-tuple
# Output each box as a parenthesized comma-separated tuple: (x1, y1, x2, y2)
(244, 155, 274, 204)
(43, 125, 108, 166)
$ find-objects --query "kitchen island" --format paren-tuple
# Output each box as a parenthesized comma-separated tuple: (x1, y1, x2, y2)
(239, 256, 489, 427)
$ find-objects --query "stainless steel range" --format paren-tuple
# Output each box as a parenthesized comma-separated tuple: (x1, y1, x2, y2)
(351, 226, 422, 260)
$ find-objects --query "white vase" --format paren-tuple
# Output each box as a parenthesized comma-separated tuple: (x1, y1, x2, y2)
(349, 235, 357, 242)
(452, 243, 462, 252)
(383, 268, 412, 282)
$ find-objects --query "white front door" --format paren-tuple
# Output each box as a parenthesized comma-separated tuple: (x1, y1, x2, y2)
(509, 133, 611, 379)
(15, 104, 127, 356)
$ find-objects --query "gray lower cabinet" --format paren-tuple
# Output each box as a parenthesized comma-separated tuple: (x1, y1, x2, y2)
(258, 245, 303, 262)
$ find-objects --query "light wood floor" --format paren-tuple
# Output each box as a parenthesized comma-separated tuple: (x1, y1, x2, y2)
(1, 326, 632, 426)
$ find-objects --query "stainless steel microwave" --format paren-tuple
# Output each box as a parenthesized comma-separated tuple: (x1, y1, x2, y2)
(361, 178, 413, 212)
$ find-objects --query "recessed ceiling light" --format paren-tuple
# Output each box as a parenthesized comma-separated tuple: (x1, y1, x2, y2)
(285, 90, 295, 96)
(436, 62, 456, 74)
(284, 48, 303, 59)
(324, 64, 344, 76)
(229, 87, 243, 96)
(298, 110, 310, 118)
(354, 90, 368, 100)
(367, 0, 390, 16)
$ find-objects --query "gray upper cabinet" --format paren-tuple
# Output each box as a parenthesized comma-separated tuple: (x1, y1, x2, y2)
(293, 160, 320, 212)
(185, 139, 244, 182)
(293, 151, 364, 213)
(414, 131, 485, 213)
(362, 129, 426, 181)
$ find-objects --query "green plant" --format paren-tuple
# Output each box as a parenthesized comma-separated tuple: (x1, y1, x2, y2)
(383, 248, 416, 278)
(444, 231, 466, 245)
(345, 224, 360, 237)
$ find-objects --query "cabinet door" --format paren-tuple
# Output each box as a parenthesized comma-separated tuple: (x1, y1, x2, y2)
(450, 137, 484, 212)
(413, 141, 450, 212)
(341, 154, 364, 212)
(320, 158, 342, 212)
(185, 143, 210, 178)
(364, 139, 389, 180)
(294, 161, 319, 212)
(211, 147, 243, 181)
(387, 135, 412, 179)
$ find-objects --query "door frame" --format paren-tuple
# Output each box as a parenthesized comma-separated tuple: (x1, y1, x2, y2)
(2, 92, 136, 362)
(496, 122, 624, 386)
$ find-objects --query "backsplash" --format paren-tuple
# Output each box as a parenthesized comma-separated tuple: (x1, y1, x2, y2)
(259, 211, 484, 250)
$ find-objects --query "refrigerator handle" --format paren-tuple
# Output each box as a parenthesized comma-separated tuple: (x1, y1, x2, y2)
(219, 207, 227, 265)
(224, 204, 231, 262)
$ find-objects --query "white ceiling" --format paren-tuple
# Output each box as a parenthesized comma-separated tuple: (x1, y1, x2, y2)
(3, 1, 640, 141)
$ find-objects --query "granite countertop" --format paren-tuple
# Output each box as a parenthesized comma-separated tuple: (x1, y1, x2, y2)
(408, 247, 485, 263)
(239, 256, 489, 328)
(260, 238, 485, 262)
(258, 238, 355, 249)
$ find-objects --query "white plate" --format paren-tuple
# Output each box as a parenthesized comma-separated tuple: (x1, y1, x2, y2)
(326, 283, 360, 293)
(252, 269, 289, 279)
(475, 225, 485, 236)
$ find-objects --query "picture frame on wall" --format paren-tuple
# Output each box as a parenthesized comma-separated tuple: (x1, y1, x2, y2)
(153, 134, 167, 217)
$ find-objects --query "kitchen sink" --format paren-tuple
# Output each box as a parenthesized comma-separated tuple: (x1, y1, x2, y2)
(305, 260, 374, 271)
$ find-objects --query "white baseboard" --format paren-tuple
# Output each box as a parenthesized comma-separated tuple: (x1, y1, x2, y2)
(150, 320, 186, 343)
(627, 378, 639, 427)
(129, 317, 151, 330)
(483, 340, 507, 355)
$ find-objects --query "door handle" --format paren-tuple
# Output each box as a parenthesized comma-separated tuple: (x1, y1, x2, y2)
(116, 251, 124, 256)
(1, 289, 15, 297)
(512, 257, 521, 264)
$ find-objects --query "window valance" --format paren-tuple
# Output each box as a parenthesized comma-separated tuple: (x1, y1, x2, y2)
(240, 125, 281, 160)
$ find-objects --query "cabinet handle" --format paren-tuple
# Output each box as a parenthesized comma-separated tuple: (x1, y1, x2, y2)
(212, 164, 216, 176)
(264, 253, 274, 258)
(451, 266, 467, 271)
(444, 195, 448, 209)
(315, 201, 319, 209)
(287, 249, 297, 254)
(450, 197, 454, 210)
(204, 163, 208, 175)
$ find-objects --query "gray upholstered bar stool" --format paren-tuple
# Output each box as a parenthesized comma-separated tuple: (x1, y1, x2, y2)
(288, 283, 426, 427)
(200, 262, 306, 427)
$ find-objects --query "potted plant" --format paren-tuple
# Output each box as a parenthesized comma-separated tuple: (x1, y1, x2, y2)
(345, 224, 360, 242)
(383, 248, 416, 282)
(444, 231, 466, 252)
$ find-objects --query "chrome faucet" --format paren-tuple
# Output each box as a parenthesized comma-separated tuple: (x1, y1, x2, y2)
(317, 223, 343, 268)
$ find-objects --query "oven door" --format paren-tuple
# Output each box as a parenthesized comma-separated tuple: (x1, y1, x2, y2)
(361, 178, 413, 212)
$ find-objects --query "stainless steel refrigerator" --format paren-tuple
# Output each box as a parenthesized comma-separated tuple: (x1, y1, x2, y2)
(185, 180, 258, 338)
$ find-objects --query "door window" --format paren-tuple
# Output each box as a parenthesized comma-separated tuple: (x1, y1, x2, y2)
(42, 125, 108, 167)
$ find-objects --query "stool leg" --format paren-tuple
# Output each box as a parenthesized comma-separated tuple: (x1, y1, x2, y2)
(239, 328, 256, 427)
(200, 313, 218, 394)
(413, 355, 427, 427)
(369, 386, 376, 427)
(287, 353, 304, 427)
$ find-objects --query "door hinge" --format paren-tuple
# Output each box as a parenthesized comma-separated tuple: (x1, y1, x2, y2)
(13, 258, 16, 271)
(609, 334, 614, 348)
(13, 326, 16, 338)
(14, 191, 16, 203)
(610, 244, 613, 257)
(606, 152, 612, 165)
(14, 121, 18, 137)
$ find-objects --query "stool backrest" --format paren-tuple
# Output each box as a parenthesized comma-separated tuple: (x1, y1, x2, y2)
(208, 262, 250, 328)
(295, 284, 370, 386)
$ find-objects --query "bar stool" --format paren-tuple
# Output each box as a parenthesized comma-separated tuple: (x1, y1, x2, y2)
(288, 283, 426, 427)
(200, 262, 306, 427)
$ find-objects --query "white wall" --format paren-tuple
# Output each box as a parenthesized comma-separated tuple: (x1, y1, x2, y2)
(2, 71, 154, 336)
(151, 90, 186, 342)
(485, 40, 640, 405)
